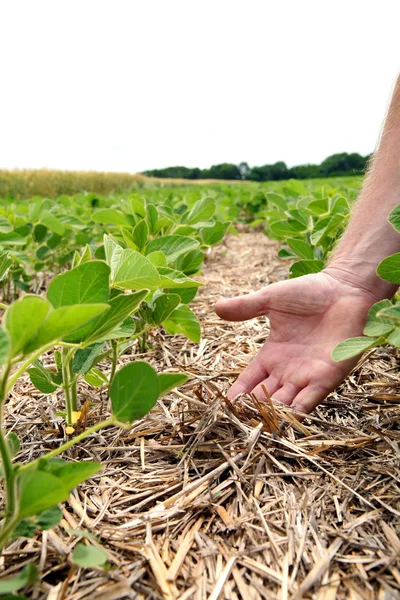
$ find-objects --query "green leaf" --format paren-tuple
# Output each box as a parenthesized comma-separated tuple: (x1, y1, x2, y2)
(378, 305, 400, 322)
(0, 327, 10, 367)
(145, 236, 200, 264)
(184, 198, 216, 224)
(269, 220, 307, 238)
(0, 232, 28, 246)
(146, 204, 159, 233)
(72, 343, 105, 374)
(363, 300, 394, 336)
(72, 543, 108, 568)
(24, 304, 109, 353)
(289, 260, 324, 278)
(278, 248, 296, 259)
(28, 365, 58, 394)
(18, 471, 70, 518)
(175, 249, 204, 275)
(84, 290, 148, 343)
(0, 251, 13, 281)
(386, 327, 400, 347)
(47, 261, 110, 307)
(388, 204, 400, 233)
(332, 336, 382, 362)
(200, 221, 230, 246)
(40, 211, 65, 236)
(36, 506, 63, 530)
(377, 253, 400, 284)
(163, 305, 201, 342)
(132, 220, 149, 252)
(41, 460, 101, 490)
(0, 216, 13, 233)
(85, 368, 108, 387)
(0, 565, 37, 594)
(7, 432, 20, 457)
(92, 208, 131, 226)
(148, 293, 181, 325)
(158, 267, 202, 289)
(158, 373, 188, 397)
(168, 287, 198, 304)
(147, 251, 167, 267)
(110, 361, 160, 422)
(12, 519, 37, 539)
(287, 238, 314, 260)
(266, 193, 287, 210)
(310, 213, 344, 247)
(66, 528, 99, 542)
(4, 295, 51, 358)
(112, 249, 161, 290)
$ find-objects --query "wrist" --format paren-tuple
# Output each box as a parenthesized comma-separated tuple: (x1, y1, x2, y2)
(324, 261, 398, 303)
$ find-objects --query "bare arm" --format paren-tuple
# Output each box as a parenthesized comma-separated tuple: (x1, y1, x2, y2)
(326, 75, 400, 301)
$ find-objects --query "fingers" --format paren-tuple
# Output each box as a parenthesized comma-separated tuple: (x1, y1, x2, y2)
(251, 375, 280, 401)
(227, 359, 268, 399)
(215, 287, 270, 322)
(290, 385, 327, 417)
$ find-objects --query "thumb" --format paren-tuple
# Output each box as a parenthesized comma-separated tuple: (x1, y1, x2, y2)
(214, 287, 271, 322)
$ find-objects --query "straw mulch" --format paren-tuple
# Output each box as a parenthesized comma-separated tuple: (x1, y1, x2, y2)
(2, 231, 400, 600)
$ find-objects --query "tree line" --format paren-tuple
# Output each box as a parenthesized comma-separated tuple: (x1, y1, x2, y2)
(142, 152, 370, 181)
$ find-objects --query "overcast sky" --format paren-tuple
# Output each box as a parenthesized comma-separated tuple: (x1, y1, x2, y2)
(1, 1, 399, 174)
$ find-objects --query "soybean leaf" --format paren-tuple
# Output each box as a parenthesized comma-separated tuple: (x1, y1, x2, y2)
(33, 223, 48, 242)
(363, 300, 394, 336)
(104, 234, 123, 267)
(378, 305, 400, 322)
(112, 249, 161, 290)
(266, 193, 287, 210)
(47, 261, 110, 307)
(269, 220, 307, 238)
(0, 215, 13, 233)
(0, 251, 13, 280)
(85, 368, 108, 387)
(0, 564, 37, 594)
(110, 361, 160, 422)
(28, 365, 58, 394)
(40, 211, 65, 235)
(36, 506, 63, 530)
(84, 290, 148, 343)
(289, 260, 324, 278)
(158, 373, 188, 397)
(278, 248, 296, 259)
(175, 249, 204, 275)
(332, 336, 383, 362)
(163, 305, 201, 342)
(167, 287, 198, 304)
(149, 293, 180, 325)
(4, 296, 50, 357)
(132, 220, 149, 252)
(92, 208, 131, 226)
(128, 195, 146, 218)
(147, 251, 167, 267)
(72, 343, 105, 374)
(24, 304, 109, 353)
(287, 238, 314, 260)
(158, 267, 202, 289)
(386, 328, 400, 347)
(121, 227, 138, 251)
(7, 432, 20, 457)
(146, 204, 159, 233)
(389, 204, 400, 233)
(0, 327, 10, 367)
(72, 543, 108, 568)
(145, 236, 200, 264)
(377, 253, 400, 283)
(184, 198, 216, 224)
(12, 519, 37, 539)
(18, 471, 70, 518)
(41, 460, 101, 490)
(200, 221, 230, 246)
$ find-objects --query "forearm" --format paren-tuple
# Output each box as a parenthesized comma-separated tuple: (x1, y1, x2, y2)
(326, 75, 400, 301)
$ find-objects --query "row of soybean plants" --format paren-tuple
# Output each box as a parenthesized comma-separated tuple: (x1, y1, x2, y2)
(0, 191, 231, 583)
(251, 178, 400, 363)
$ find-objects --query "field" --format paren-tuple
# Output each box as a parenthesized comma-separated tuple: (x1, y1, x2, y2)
(1, 174, 400, 600)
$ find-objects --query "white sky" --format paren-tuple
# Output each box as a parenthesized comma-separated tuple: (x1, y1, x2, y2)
(1, 1, 400, 174)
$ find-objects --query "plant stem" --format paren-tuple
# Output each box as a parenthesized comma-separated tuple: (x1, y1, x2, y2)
(62, 347, 73, 425)
(17, 418, 115, 475)
(6, 342, 55, 393)
(109, 340, 118, 388)
(69, 360, 78, 412)
(0, 362, 18, 550)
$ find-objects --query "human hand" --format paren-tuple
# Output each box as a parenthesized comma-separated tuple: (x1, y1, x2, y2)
(215, 271, 377, 415)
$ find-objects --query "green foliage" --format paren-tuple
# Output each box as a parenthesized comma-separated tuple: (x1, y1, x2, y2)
(72, 543, 108, 568)
(110, 362, 160, 422)
(0, 565, 37, 594)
